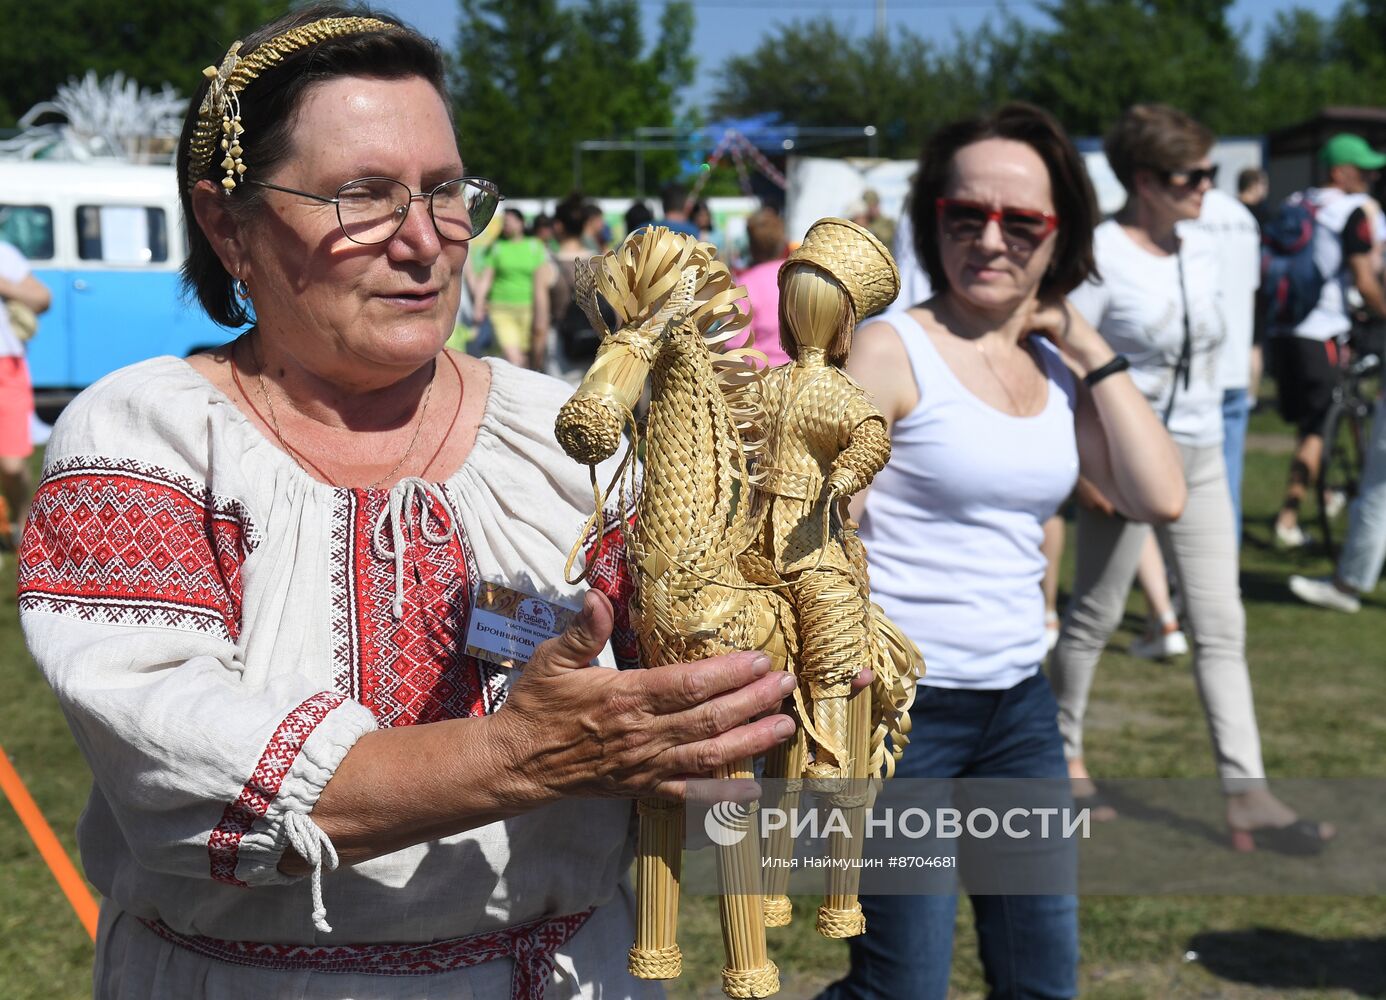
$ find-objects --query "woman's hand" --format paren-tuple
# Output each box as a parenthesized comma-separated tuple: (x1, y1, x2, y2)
(488, 590, 799, 803)
(1026, 297, 1115, 377)
(1074, 476, 1118, 517)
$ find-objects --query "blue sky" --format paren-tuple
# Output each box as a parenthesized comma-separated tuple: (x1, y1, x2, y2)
(378, 0, 1348, 109)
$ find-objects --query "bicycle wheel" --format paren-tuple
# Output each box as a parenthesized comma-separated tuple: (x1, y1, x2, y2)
(1317, 400, 1366, 558)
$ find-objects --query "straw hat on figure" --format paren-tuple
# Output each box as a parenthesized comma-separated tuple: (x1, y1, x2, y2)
(756, 218, 900, 848)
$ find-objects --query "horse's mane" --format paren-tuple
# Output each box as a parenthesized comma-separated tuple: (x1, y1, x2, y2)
(578, 226, 770, 464)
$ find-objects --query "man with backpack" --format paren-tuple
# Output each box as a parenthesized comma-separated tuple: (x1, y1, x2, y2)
(1267, 133, 1386, 549)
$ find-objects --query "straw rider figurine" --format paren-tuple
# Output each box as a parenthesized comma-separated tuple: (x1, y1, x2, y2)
(756, 218, 900, 800)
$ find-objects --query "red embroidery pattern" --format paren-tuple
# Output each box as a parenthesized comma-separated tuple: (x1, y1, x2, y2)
(140, 908, 593, 997)
(18, 457, 259, 644)
(329, 487, 505, 727)
(208, 690, 345, 885)
(582, 509, 640, 670)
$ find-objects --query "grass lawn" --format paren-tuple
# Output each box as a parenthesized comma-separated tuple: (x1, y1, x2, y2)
(1, 407, 1384, 998)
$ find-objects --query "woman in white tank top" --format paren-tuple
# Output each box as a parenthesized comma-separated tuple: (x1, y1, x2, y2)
(817, 104, 1184, 1000)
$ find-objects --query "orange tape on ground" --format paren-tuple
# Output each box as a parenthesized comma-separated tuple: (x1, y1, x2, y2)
(0, 744, 98, 939)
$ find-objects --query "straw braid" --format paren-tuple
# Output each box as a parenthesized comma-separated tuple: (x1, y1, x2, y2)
(628, 944, 682, 979)
(187, 17, 398, 191)
(816, 904, 866, 939)
(721, 961, 781, 999)
(762, 895, 793, 927)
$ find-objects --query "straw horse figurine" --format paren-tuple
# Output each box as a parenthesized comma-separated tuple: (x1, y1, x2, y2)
(554, 226, 920, 998)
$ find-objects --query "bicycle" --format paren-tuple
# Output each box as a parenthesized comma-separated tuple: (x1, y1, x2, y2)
(1316, 330, 1382, 558)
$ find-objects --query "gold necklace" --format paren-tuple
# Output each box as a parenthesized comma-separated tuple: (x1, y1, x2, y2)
(247, 335, 436, 489)
(974, 339, 1034, 415)
(935, 298, 1035, 415)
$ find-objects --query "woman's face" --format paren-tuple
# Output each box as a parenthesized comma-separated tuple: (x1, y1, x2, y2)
(938, 138, 1058, 314)
(1138, 155, 1214, 223)
(240, 75, 467, 387)
(502, 211, 524, 239)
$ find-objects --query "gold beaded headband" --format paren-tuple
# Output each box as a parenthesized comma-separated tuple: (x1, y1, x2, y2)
(187, 16, 400, 192)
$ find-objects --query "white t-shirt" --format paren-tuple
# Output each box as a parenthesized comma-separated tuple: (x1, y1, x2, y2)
(1290, 187, 1372, 342)
(1069, 220, 1227, 447)
(0, 241, 33, 358)
(1181, 189, 1260, 390)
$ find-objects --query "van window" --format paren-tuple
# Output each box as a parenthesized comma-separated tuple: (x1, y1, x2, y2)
(77, 205, 169, 263)
(0, 205, 55, 261)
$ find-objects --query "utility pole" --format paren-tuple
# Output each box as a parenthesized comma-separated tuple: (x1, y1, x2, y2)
(875, 0, 886, 43)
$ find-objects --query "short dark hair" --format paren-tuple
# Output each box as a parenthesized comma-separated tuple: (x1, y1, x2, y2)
(177, 3, 449, 328)
(1104, 103, 1215, 193)
(553, 195, 585, 239)
(910, 102, 1099, 299)
(624, 200, 653, 233)
(1237, 167, 1268, 194)
(661, 182, 689, 216)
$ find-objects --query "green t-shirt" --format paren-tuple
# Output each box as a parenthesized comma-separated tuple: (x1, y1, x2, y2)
(486, 237, 548, 306)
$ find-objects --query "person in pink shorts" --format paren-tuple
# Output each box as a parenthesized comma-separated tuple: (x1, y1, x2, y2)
(0, 240, 51, 544)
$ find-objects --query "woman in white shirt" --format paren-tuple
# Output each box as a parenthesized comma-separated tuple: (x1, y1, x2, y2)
(1052, 103, 1333, 854)
(819, 102, 1183, 1000)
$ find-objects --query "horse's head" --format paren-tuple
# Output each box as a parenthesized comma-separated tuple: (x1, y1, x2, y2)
(555, 227, 750, 465)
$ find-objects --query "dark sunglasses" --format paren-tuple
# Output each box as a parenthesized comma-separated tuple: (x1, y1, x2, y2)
(1160, 164, 1219, 190)
(935, 198, 1060, 254)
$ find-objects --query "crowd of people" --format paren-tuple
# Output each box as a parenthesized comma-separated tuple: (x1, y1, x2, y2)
(454, 182, 731, 382)
(7, 4, 1385, 1000)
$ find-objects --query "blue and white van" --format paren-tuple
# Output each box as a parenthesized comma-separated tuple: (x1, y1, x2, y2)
(0, 160, 234, 395)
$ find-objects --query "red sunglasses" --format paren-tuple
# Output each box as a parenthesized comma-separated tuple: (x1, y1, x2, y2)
(935, 198, 1060, 253)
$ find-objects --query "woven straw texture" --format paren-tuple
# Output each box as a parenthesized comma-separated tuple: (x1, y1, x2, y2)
(554, 223, 925, 993)
(780, 217, 900, 322)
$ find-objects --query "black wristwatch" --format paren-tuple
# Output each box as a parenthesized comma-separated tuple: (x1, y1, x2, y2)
(1083, 355, 1130, 387)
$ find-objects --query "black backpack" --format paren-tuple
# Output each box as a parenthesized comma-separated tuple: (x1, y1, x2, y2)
(556, 257, 614, 365)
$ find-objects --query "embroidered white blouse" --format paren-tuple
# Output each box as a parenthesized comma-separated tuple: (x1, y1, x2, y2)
(19, 356, 657, 998)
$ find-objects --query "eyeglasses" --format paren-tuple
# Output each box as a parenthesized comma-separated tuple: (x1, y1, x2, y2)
(1159, 165, 1219, 190)
(935, 198, 1060, 254)
(244, 176, 502, 246)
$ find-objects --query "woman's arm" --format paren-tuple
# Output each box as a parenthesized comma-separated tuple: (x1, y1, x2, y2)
(0, 273, 51, 314)
(473, 259, 495, 324)
(530, 260, 554, 371)
(843, 319, 917, 522)
(1032, 299, 1186, 523)
(290, 590, 796, 870)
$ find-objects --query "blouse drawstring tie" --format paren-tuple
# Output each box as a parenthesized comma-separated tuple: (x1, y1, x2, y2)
(370, 477, 458, 619)
(284, 811, 339, 934)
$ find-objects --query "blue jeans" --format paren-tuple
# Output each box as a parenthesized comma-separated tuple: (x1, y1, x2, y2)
(816, 672, 1079, 1000)
(1339, 394, 1386, 592)
(1222, 387, 1251, 545)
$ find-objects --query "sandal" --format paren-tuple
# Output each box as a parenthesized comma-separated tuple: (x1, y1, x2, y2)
(1229, 819, 1333, 856)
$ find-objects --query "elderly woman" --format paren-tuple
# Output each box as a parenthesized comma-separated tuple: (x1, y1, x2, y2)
(1051, 104, 1332, 853)
(18, 7, 800, 998)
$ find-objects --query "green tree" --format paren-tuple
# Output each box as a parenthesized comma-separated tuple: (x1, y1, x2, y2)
(711, 18, 1033, 160)
(0, 0, 291, 126)
(452, 0, 695, 196)
(1019, 0, 1249, 136)
(1248, 0, 1386, 132)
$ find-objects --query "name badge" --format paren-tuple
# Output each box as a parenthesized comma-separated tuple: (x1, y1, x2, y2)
(464, 581, 578, 669)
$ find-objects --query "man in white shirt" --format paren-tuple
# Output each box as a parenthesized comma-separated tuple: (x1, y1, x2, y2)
(1185, 187, 1261, 542)
(1271, 134, 1386, 548)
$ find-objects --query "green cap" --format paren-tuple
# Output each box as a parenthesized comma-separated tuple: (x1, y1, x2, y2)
(1322, 133, 1386, 170)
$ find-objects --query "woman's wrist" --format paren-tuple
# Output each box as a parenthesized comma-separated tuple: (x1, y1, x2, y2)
(1083, 354, 1130, 387)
